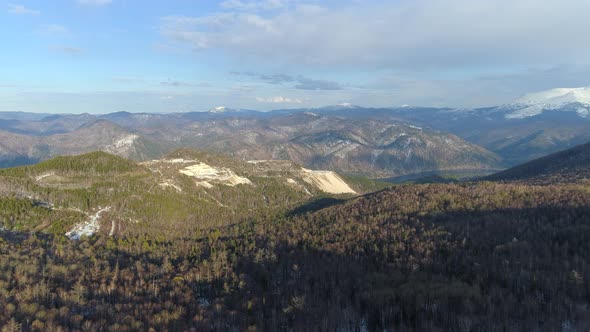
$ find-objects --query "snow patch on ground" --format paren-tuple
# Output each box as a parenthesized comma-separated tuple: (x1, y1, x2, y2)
(35, 172, 55, 181)
(141, 158, 198, 166)
(333, 143, 360, 158)
(247, 160, 271, 164)
(105, 135, 138, 154)
(300, 168, 356, 194)
(109, 219, 116, 237)
(159, 181, 182, 192)
(179, 163, 252, 186)
(195, 181, 214, 188)
(66, 206, 111, 240)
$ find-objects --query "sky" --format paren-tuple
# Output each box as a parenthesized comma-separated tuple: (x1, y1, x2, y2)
(1, 0, 590, 113)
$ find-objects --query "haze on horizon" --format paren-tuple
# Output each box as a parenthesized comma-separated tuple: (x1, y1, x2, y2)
(1, 0, 590, 114)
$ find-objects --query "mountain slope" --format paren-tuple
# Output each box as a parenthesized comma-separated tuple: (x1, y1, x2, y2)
(0, 149, 367, 238)
(346, 104, 590, 166)
(486, 141, 590, 183)
(127, 113, 502, 177)
(0, 120, 163, 167)
(2, 151, 590, 330)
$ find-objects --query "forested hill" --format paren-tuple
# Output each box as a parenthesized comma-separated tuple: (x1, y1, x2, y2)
(2, 177, 590, 330)
(486, 141, 590, 183)
(1, 148, 590, 330)
(0, 149, 388, 237)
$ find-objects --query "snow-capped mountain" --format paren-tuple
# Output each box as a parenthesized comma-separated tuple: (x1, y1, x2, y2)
(499, 87, 590, 119)
(318, 103, 363, 111)
(208, 106, 240, 113)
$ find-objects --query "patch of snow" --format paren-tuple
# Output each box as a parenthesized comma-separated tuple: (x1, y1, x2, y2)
(35, 172, 55, 181)
(66, 206, 111, 240)
(504, 105, 544, 119)
(141, 158, 198, 166)
(319, 103, 360, 110)
(159, 181, 182, 192)
(108, 219, 116, 237)
(247, 160, 271, 164)
(208, 106, 239, 113)
(179, 162, 252, 186)
(105, 134, 138, 154)
(300, 168, 356, 194)
(195, 181, 214, 188)
(371, 149, 384, 167)
(332, 143, 360, 158)
(284, 178, 313, 196)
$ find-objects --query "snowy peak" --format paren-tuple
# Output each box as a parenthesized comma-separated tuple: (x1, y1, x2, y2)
(514, 87, 590, 106)
(501, 87, 590, 119)
(318, 103, 363, 111)
(208, 106, 240, 113)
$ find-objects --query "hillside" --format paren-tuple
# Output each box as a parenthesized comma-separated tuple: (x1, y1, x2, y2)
(305, 103, 590, 166)
(0, 120, 164, 168)
(2, 174, 590, 330)
(130, 114, 502, 177)
(0, 149, 376, 238)
(369, 105, 590, 166)
(486, 141, 590, 183)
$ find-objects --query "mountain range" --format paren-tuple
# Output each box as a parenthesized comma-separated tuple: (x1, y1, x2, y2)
(1, 87, 589, 177)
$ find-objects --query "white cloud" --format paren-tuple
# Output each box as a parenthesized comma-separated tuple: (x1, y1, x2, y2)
(77, 0, 112, 6)
(232, 71, 342, 90)
(8, 3, 40, 15)
(159, 0, 590, 69)
(256, 96, 303, 103)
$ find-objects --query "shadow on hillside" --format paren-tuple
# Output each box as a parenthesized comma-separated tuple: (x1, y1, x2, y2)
(4, 198, 590, 331)
(286, 197, 347, 217)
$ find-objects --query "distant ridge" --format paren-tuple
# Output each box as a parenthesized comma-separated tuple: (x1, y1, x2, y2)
(486, 141, 590, 183)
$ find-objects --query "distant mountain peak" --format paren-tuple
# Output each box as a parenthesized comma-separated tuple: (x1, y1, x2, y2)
(500, 87, 590, 119)
(209, 106, 239, 113)
(514, 87, 590, 105)
(318, 103, 363, 111)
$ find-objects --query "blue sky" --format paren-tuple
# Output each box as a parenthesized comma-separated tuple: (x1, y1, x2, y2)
(1, 0, 590, 113)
